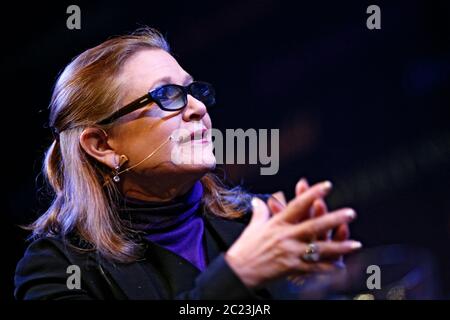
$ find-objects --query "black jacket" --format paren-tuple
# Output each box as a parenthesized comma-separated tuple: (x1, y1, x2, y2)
(14, 211, 299, 300)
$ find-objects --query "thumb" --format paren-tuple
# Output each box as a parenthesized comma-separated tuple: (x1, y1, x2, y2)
(250, 197, 270, 225)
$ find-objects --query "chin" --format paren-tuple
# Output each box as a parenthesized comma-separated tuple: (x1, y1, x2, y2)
(179, 154, 217, 173)
(188, 162, 216, 173)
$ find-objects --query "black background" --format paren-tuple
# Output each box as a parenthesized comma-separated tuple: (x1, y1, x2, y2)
(1, 0, 449, 300)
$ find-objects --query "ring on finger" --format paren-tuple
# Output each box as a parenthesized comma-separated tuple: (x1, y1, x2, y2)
(301, 242, 320, 262)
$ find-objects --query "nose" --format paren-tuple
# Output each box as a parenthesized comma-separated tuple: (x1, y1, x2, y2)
(182, 95, 208, 122)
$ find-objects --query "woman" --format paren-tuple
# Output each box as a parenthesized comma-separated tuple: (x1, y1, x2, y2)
(14, 28, 361, 300)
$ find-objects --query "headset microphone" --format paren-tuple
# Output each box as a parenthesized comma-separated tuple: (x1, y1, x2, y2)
(112, 134, 180, 181)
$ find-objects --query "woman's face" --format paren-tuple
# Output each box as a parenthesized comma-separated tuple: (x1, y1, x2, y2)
(107, 49, 216, 197)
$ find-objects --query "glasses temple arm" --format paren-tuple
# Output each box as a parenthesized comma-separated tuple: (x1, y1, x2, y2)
(97, 94, 153, 125)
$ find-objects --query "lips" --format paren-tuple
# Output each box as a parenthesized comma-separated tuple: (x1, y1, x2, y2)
(178, 128, 208, 143)
(190, 128, 207, 140)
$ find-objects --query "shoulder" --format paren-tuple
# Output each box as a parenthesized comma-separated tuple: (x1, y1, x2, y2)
(16, 236, 72, 269)
(14, 235, 99, 300)
(16, 234, 93, 266)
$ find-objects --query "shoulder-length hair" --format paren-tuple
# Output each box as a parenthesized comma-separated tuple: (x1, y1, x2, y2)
(30, 27, 250, 263)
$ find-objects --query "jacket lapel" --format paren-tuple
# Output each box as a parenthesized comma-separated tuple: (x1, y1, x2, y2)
(144, 240, 201, 296)
(203, 213, 248, 250)
(99, 255, 168, 300)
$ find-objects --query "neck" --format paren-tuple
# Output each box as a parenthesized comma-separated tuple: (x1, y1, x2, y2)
(120, 171, 205, 202)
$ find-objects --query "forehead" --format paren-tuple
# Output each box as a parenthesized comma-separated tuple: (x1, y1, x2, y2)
(119, 49, 189, 97)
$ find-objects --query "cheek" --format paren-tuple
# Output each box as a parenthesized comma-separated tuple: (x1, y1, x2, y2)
(113, 119, 177, 160)
(135, 123, 178, 157)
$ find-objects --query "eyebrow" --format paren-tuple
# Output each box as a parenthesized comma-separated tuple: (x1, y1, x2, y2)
(150, 74, 194, 91)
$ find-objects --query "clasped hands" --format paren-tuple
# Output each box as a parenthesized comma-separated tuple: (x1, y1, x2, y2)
(225, 178, 361, 289)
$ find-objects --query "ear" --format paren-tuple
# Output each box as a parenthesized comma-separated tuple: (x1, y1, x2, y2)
(79, 127, 118, 170)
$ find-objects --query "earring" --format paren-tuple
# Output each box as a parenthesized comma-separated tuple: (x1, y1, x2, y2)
(112, 155, 129, 183)
(112, 165, 121, 183)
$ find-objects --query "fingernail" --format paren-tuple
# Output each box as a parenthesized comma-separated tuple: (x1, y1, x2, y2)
(272, 193, 286, 208)
(273, 191, 284, 200)
(344, 209, 356, 219)
(321, 181, 333, 193)
(348, 241, 362, 249)
(251, 197, 260, 209)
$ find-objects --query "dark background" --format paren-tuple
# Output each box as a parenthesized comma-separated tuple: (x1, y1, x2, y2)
(1, 0, 449, 300)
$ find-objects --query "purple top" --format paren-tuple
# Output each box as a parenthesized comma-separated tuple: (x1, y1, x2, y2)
(119, 181, 207, 271)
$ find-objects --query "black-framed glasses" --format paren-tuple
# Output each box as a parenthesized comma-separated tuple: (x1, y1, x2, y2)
(97, 81, 216, 125)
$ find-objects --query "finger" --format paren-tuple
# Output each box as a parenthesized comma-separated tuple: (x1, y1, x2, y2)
(277, 181, 333, 224)
(295, 178, 309, 196)
(267, 196, 285, 215)
(272, 191, 287, 206)
(311, 199, 329, 240)
(295, 178, 313, 223)
(250, 197, 271, 226)
(290, 208, 356, 241)
(311, 199, 327, 219)
(333, 223, 350, 241)
(297, 240, 362, 261)
(267, 191, 287, 215)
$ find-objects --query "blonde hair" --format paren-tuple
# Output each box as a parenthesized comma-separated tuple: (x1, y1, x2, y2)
(30, 27, 250, 263)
